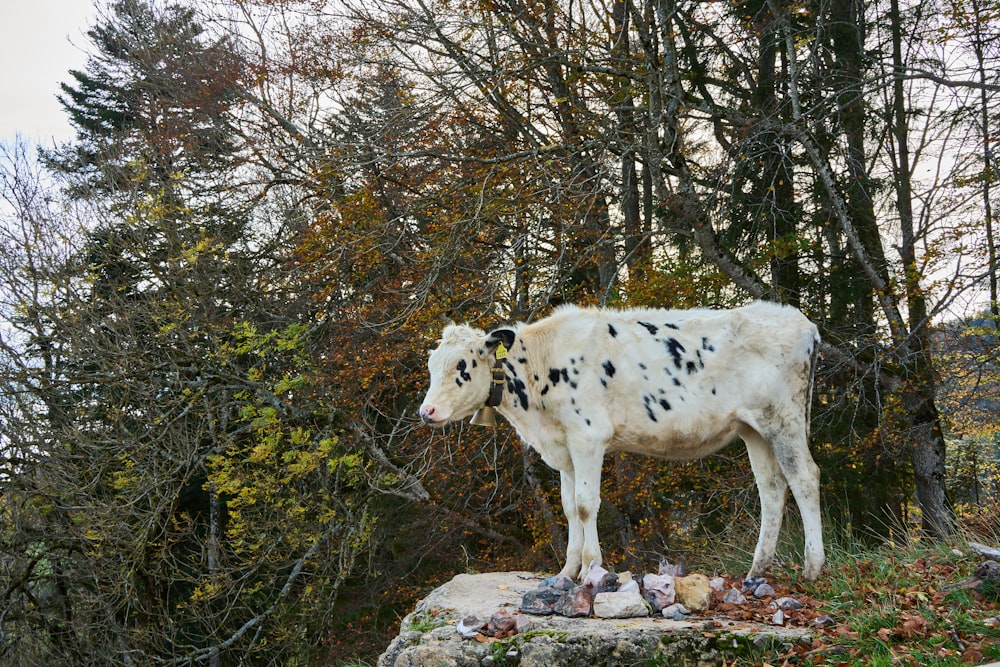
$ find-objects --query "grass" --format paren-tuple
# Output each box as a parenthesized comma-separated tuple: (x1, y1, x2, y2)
(746, 532, 1000, 666)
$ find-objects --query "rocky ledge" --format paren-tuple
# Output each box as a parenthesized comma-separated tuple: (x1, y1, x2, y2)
(377, 571, 815, 667)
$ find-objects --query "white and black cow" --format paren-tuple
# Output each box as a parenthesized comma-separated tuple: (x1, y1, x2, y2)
(419, 301, 824, 581)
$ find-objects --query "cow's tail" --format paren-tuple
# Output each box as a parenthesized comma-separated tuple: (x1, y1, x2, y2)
(804, 328, 821, 441)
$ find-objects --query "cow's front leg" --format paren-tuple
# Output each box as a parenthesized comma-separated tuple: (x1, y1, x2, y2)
(570, 444, 604, 580)
(557, 469, 584, 579)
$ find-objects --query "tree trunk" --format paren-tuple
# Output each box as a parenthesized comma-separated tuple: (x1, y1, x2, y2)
(889, 0, 954, 538)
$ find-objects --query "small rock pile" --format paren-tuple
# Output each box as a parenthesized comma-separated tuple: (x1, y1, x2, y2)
(451, 562, 824, 643)
(519, 561, 721, 620)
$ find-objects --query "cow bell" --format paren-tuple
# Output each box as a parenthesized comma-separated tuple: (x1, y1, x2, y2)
(469, 406, 497, 427)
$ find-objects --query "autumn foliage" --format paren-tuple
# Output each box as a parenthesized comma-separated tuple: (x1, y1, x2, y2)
(0, 0, 999, 665)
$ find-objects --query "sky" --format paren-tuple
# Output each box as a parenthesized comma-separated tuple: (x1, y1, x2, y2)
(0, 1, 97, 146)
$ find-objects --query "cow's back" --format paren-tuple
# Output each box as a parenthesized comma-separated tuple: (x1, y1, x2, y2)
(508, 302, 818, 460)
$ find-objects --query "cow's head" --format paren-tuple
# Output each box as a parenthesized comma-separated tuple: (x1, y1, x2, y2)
(418, 324, 515, 426)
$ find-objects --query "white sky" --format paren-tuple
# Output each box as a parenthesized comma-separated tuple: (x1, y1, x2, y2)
(0, 1, 97, 146)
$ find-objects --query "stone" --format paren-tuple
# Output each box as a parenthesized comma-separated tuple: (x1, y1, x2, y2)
(969, 542, 1000, 560)
(582, 562, 618, 593)
(723, 587, 747, 604)
(675, 574, 713, 612)
(520, 587, 563, 615)
(641, 573, 675, 611)
(554, 586, 593, 617)
(617, 579, 639, 594)
(753, 582, 775, 598)
(593, 590, 650, 618)
(742, 576, 767, 593)
(377, 571, 814, 667)
(488, 608, 516, 634)
(540, 574, 576, 591)
(709, 576, 726, 591)
(771, 609, 786, 626)
(661, 603, 691, 620)
(658, 558, 687, 576)
(456, 614, 482, 638)
(771, 597, 803, 611)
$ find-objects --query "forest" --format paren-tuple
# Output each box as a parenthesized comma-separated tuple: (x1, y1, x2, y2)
(0, 0, 998, 664)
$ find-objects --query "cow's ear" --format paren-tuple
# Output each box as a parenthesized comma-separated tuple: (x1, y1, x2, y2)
(485, 328, 516, 352)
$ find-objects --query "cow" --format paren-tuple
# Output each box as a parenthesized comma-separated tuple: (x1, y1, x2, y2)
(419, 301, 824, 582)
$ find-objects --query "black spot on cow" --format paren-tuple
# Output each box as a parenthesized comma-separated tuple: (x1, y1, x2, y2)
(471, 359, 477, 368)
(696, 350, 705, 369)
(644, 402, 658, 422)
(570, 357, 576, 365)
(673, 377, 682, 387)
(507, 377, 529, 409)
(686, 360, 697, 375)
(533, 374, 539, 381)
(663, 322, 679, 330)
(701, 336, 715, 352)
(455, 378, 463, 387)
(659, 398, 671, 411)
(541, 385, 550, 396)
(569, 381, 578, 389)
(456, 359, 471, 382)
(602, 360, 616, 377)
(638, 362, 647, 370)
(517, 357, 527, 364)
(665, 338, 686, 369)
(608, 324, 618, 337)
(638, 321, 658, 335)
(572, 367, 579, 375)
(549, 368, 562, 385)
(711, 386, 717, 395)
(561, 368, 570, 384)
(600, 378, 607, 388)
(585, 418, 592, 426)
(503, 360, 518, 376)
(570, 397, 576, 405)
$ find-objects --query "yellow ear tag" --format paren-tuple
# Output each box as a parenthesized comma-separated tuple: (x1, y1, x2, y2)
(494, 341, 508, 360)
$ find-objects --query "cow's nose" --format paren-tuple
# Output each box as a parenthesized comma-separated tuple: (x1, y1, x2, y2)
(419, 405, 438, 424)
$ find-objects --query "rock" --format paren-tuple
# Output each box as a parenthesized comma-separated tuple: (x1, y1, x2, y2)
(658, 558, 687, 576)
(742, 576, 767, 593)
(771, 609, 785, 626)
(723, 588, 747, 604)
(709, 576, 726, 591)
(753, 582, 776, 598)
(540, 574, 576, 591)
(969, 542, 1000, 560)
(488, 608, 516, 635)
(593, 590, 650, 618)
(675, 574, 713, 612)
(378, 571, 815, 667)
(641, 573, 675, 611)
(582, 563, 618, 593)
(661, 603, 691, 620)
(617, 579, 640, 594)
(554, 586, 593, 617)
(456, 614, 482, 638)
(813, 614, 835, 628)
(521, 587, 563, 615)
(514, 614, 534, 634)
(771, 597, 803, 611)
(945, 560, 1000, 595)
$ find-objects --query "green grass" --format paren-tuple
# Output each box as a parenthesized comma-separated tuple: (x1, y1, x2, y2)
(756, 533, 1000, 666)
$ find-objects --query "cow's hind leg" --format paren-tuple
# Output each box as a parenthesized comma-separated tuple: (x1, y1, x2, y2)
(558, 468, 584, 579)
(770, 430, 824, 581)
(743, 430, 789, 580)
